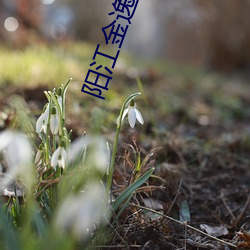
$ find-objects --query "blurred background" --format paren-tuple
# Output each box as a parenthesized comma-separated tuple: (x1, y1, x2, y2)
(0, 2, 250, 248)
(1, 0, 250, 72)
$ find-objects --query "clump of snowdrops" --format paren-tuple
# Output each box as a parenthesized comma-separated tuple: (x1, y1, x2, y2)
(0, 79, 154, 249)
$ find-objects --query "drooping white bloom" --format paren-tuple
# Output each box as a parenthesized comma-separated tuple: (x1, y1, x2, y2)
(36, 103, 50, 133)
(56, 87, 63, 113)
(67, 136, 110, 173)
(35, 149, 42, 164)
(51, 145, 67, 169)
(0, 130, 33, 190)
(120, 99, 144, 128)
(57, 95, 63, 112)
(35, 144, 43, 165)
(54, 182, 109, 240)
(89, 137, 110, 173)
(50, 106, 59, 135)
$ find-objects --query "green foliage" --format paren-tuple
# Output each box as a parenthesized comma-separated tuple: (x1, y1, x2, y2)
(0, 43, 93, 86)
(0, 81, 153, 249)
(112, 167, 154, 212)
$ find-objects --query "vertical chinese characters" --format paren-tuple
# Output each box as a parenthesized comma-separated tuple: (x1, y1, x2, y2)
(81, 0, 139, 100)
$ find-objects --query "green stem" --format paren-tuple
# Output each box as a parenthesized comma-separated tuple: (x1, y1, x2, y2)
(52, 134, 56, 152)
(62, 78, 72, 127)
(106, 92, 141, 197)
(45, 97, 53, 164)
(49, 92, 63, 136)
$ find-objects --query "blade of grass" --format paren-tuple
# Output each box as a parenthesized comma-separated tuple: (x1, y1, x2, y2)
(0, 208, 21, 250)
(112, 167, 154, 211)
(112, 193, 133, 225)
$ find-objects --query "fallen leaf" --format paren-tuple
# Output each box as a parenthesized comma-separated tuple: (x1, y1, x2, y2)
(200, 224, 229, 237)
(237, 231, 250, 248)
(143, 198, 164, 211)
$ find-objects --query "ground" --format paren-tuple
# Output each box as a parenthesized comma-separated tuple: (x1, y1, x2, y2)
(0, 42, 249, 249)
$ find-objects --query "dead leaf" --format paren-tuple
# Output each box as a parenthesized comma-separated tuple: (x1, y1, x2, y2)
(143, 198, 163, 211)
(142, 198, 164, 221)
(237, 231, 250, 248)
(200, 224, 229, 237)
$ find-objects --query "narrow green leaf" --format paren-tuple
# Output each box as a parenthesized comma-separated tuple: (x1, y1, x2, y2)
(112, 193, 133, 225)
(62, 78, 72, 98)
(32, 210, 45, 237)
(135, 152, 141, 172)
(112, 167, 154, 211)
(0, 208, 21, 250)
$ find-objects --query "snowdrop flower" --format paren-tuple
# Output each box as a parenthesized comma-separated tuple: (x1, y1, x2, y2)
(50, 106, 59, 135)
(36, 103, 50, 133)
(121, 99, 144, 128)
(57, 87, 63, 111)
(35, 144, 43, 164)
(88, 137, 110, 173)
(0, 130, 33, 190)
(67, 136, 110, 173)
(51, 142, 67, 169)
(54, 182, 109, 240)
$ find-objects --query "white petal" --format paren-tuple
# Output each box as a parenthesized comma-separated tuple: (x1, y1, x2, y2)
(121, 107, 129, 121)
(135, 109, 144, 125)
(116, 116, 120, 125)
(44, 104, 50, 119)
(36, 113, 45, 133)
(6, 133, 32, 170)
(41, 121, 47, 133)
(58, 159, 65, 169)
(0, 130, 14, 151)
(0, 131, 33, 190)
(67, 137, 88, 163)
(93, 138, 110, 173)
(35, 150, 42, 164)
(51, 147, 61, 168)
(128, 107, 136, 128)
(55, 183, 109, 240)
(60, 148, 67, 169)
(57, 96, 63, 112)
(50, 114, 59, 135)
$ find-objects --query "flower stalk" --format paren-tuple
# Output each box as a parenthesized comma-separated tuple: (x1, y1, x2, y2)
(106, 92, 141, 197)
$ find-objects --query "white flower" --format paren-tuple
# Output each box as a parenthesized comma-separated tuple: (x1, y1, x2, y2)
(56, 87, 63, 112)
(120, 100, 144, 128)
(57, 95, 63, 112)
(51, 145, 67, 169)
(67, 136, 110, 173)
(89, 137, 110, 173)
(35, 144, 43, 164)
(36, 104, 49, 133)
(54, 182, 109, 240)
(35, 149, 42, 164)
(50, 106, 59, 135)
(0, 130, 33, 190)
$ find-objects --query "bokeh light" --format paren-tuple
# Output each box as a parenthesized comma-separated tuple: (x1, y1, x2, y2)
(4, 17, 19, 32)
(41, 0, 55, 5)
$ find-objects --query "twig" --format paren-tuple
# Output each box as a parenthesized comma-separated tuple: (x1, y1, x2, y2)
(184, 221, 187, 250)
(130, 203, 237, 249)
(89, 245, 141, 248)
(221, 190, 236, 221)
(166, 178, 183, 215)
(233, 192, 250, 227)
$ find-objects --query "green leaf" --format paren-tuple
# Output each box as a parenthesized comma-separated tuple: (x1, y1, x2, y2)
(0, 208, 21, 250)
(32, 209, 46, 237)
(112, 193, 133, 224)
(107, 92, 141, 194)
(112, 167, 154, 211)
